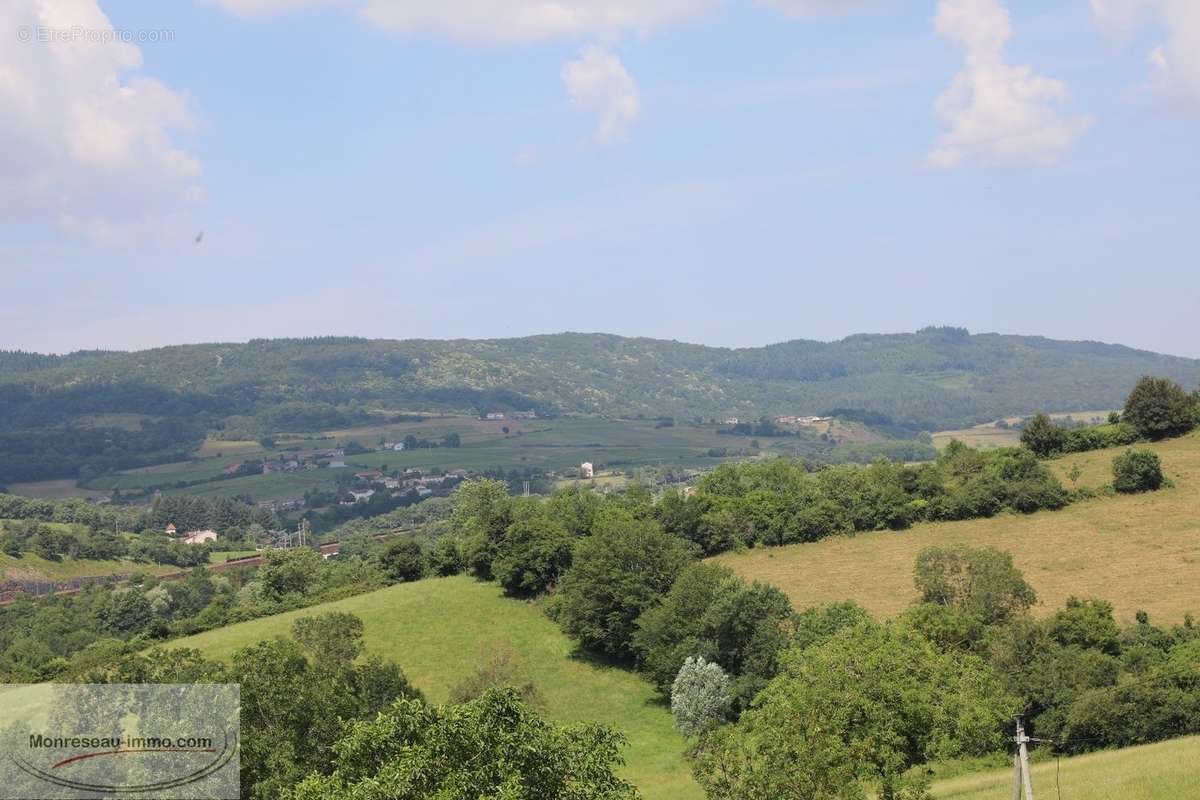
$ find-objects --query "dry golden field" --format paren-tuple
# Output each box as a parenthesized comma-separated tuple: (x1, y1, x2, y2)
(717, 432, 1200, 625)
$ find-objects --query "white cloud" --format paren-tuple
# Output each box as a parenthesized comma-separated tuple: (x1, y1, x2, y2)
(212, 0, 717, 44)
(929, 0, 1090, 168)
(757, 0, 878, 18)
(1091, 0, 1200, 109)
(561, 46, 640, 145)
(0, 0, 201, 244)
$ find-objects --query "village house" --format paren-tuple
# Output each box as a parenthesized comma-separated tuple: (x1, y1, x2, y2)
(223, 462, 243, 476)
(580, 462, 594, 478)
(181, 530, 218, 545)
(510, 410, 537, 419)
(485, 412, 505, 420)
(164, 523, 177, 536)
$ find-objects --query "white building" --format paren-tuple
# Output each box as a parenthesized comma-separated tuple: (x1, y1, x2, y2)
(580, 462, 594, 478)
(181, 530, 218, 545)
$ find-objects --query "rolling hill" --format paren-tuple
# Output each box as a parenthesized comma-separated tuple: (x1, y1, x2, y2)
(931, 735, 1200, 799)
(5, 328, 1199, 430)
(715, 431, 1200, 625)
(168, 575, 701, 800)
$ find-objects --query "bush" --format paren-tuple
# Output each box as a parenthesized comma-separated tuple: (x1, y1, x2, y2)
(1123, 376, 1196, 440)
(428, 536, 465, 576)
(378, 539, 426, 583)
(1021, 414, 1068, 457)
(1112, 449, 1164, 494)
(670, 656, 731, 736)
(913, 545, 1036, 626)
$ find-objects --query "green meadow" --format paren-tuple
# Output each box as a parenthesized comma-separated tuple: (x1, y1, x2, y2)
(931, 736, 1200, 799)
(169, 575, 701, 800)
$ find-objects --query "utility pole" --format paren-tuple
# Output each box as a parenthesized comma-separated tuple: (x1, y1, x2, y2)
(1011, 716, 1035, 800)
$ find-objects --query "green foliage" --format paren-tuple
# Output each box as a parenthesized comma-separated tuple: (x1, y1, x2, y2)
(259, 547, 325, 599)
(1050, 597, 1122, 655)
(287, 689, 639, 800)
(632, 562, 794, 709)
(378, 538, 426, 583)
(668, 446, 1067, 558)
(452, 478, 514, 580)
(913, 545, 1037, 626)
(1124, 376, 1197, 440)
(427, 535, 465, 576)
(693, 622, 1015, 800)
(493, 516, 573, 596)
(5, 334, 1200, 485)
(555, 512, 693, 661)
(1021, 414, 1068, 457)
(1112, 449, 1165, 493)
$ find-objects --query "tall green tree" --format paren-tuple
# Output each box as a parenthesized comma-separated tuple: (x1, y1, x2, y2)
(287, 689, 638, 800)
(1123, 376, 1196, 440)
(693, 623, 1015, 800)
(555, 512, 692, 661)
(452, 479, 514, 579)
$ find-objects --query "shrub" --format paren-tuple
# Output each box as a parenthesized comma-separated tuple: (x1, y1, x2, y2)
(1112, 449, 1164, 493)
(1021, 414, 1068, 457)
(671, 656, 731, 736)
(913, 545, 1037, 626)
(448, 644, 542, 708)
(428, 536, 465, 576)
(1123, 376, 1196, 440)
(378, 539, 426, 583)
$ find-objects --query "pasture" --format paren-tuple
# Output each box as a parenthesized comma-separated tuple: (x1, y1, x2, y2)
(932, 409, 1116, 450)
(0, 552, 178, 582)
(716, 432, 1200, 625)
(67, 416, 766, 503)
(931, 736, 1200, 799)
(169, 575, 700, 800)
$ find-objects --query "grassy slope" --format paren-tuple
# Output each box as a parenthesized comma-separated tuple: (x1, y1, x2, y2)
(169, 576, 699, 800)
(0, 553, 178, 581)
(932, 736, 1200, 799)
(716, 432, 1200, 624)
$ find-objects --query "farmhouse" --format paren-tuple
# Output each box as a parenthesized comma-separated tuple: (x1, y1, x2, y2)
(181, 530, 217, 545)
(164, 523, 177, 536)
(485, 412, 505, 420)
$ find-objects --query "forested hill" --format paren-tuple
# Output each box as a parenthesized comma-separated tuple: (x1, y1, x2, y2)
(3, 327, 1198, 434)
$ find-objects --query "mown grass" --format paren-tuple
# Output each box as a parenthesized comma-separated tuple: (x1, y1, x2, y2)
(931, 735, 1200, 799)
(169, 575, 700, 800)
(716, 432, 1200, 624)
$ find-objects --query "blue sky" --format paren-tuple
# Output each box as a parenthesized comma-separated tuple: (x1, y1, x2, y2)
(2, 0, 1198, 356)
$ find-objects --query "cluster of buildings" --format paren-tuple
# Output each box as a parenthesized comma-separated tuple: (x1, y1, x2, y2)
(224, 448, 348, 477)
(339, 468, 467, 505)
(483, 410, 537, 421)
(774, 415, 833, 426)
(164, 523, 218, 545)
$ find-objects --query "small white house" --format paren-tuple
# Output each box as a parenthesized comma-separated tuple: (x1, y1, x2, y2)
(580, 462, 594, 478)
(181, 530, 217, 545)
